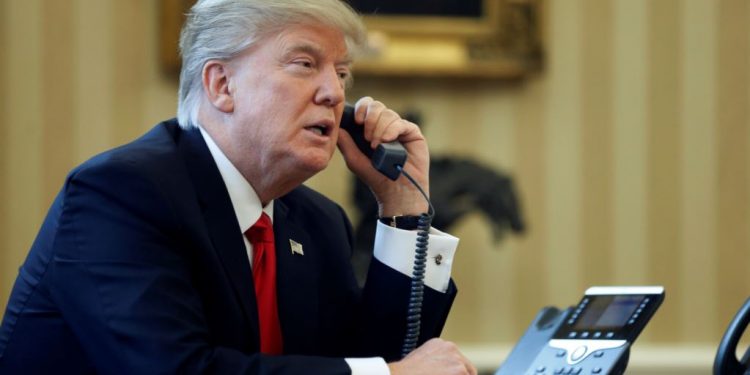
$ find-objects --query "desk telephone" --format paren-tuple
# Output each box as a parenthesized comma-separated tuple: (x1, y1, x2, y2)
(497, 286, 665, 375)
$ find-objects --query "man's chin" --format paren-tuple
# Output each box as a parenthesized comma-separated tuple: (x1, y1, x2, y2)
(304, 160, 331, 176)
(294, 153, 332, 177)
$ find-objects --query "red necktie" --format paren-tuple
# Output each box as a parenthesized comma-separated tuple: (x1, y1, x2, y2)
(245, 213, 283, 354)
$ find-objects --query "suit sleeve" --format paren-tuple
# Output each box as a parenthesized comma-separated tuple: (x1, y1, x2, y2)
(280, 191, 458, 364)
(343, 212, 458, 362)
(48, 160, 350, 374)
(356, 258, 458, 362)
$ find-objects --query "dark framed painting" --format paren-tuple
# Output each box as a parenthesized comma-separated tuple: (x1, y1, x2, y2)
(345, 0, 483, 18)
(344, 0, 497, 37)
(159, 0, 543, 79)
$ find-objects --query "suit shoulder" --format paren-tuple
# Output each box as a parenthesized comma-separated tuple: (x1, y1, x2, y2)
(62, 120, 191, 212)
(58, 120, 191, 231)
(70, 120, 183, 180)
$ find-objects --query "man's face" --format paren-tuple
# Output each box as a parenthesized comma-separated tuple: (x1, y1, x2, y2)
(223, 22, 351, 185)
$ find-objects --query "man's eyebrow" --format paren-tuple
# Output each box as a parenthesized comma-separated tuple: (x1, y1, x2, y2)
(285, 43, 322, 58)
(284, 42, 353, 66)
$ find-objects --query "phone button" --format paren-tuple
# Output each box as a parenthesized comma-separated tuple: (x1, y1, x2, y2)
(570, 345, 588, 362)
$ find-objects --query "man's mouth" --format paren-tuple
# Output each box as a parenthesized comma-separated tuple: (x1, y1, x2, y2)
(305, 119, 334, 137)
(307, 124, 329, 136)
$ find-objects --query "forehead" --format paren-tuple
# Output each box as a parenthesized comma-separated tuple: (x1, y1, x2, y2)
(266, 23, 351, 61)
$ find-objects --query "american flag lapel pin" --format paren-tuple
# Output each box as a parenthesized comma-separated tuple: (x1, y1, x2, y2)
(289, 239, 304, 255)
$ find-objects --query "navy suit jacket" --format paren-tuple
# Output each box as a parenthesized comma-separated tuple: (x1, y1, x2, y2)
(0, 120, 457, 374)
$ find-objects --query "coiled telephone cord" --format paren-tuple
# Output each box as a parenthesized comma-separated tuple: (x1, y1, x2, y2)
(395, 165, 435, 358)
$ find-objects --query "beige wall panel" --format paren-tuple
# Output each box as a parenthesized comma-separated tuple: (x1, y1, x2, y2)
(0, 0, 8, 310)
(510, 77, 548, 340)
(112, 0, 149, 143)
(0, 1, 7, 300)
(748, 1, 750, 303)
(74, 0, 114, 162)
(444, 212, 499, 342)
(474, 84, 517, 171)
(717, 0, 749, 330)
(140, 0, 180, 129)
(681, 0, 719, 342)
(544, 0, 583, 306)
(612, 0, 649, 287)
(581, 0, 614, 287)
(42, 1, 76, 201)
(647, 0, 683, 342)
(473, 86, 518, 343)
(2, 0, 44, 311)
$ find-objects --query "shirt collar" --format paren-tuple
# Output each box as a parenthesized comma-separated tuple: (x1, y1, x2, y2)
(197, 125, 273, 233)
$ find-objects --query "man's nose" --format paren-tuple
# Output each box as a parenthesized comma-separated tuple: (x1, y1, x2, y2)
(314, 67, 345, 107)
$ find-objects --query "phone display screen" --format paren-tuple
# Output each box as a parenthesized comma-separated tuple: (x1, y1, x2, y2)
(552, 287, 664, 341)
(573, 295, 643, 330)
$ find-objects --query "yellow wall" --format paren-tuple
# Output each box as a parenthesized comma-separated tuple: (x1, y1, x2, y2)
(2, 0, 749, 349)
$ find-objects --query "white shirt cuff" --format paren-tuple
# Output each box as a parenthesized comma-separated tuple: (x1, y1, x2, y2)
(372, 220, 459, 293)
(345, 357, 390, 375)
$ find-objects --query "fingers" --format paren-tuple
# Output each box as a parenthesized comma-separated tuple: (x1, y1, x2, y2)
(340, 96, 431, 215)
(353, 97, 423, 147)
(390, 338, 477, 375)
(424, 339, 477, 375)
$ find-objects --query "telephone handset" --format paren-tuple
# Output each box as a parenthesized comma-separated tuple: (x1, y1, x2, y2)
(339, 103, 433, 357)
(339, 104, 407, 181)
(714, 297, 750, 374)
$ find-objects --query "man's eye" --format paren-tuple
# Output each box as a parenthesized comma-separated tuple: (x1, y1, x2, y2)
(338, 71, 349, 80)
(295, 60, 314, 68)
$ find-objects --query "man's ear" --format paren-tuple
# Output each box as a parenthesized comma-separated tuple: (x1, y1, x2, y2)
(202, 60, 234, 113)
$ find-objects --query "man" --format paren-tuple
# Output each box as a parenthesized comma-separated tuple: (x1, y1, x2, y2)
(0, 1, 476, 374)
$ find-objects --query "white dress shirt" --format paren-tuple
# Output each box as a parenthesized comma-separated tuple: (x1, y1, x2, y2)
(198, 126, 459, 375)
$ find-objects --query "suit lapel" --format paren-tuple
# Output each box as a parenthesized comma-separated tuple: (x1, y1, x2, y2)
(273, 199, 320, 353)
(175, 123, 321, 353)
(176, 125, 260, 344)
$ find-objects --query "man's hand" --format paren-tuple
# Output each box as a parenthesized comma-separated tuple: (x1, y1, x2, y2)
(337, 97, 430, 217)
(387, 338, 477, 375)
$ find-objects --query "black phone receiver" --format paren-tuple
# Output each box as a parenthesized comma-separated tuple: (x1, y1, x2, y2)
(339, 104, 407, 181)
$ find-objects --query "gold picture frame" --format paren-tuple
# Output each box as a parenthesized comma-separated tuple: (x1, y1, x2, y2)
(159, 0, 543, 79)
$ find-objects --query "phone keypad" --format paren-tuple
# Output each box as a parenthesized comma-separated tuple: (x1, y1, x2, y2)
(525, 343, 628, 375)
